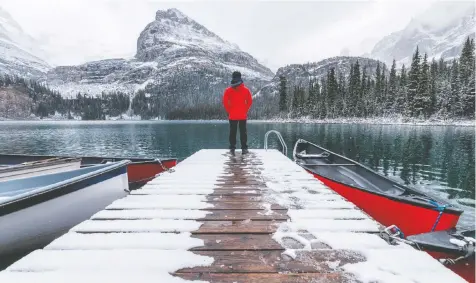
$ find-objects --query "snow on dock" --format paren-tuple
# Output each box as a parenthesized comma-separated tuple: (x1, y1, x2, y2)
(0, 149, 467, 283)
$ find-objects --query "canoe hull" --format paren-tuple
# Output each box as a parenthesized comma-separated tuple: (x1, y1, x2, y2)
(312, 172, 461, 236)
(0, 164, 128, 269)
(127, 159, 177, 188)
(0, 154, 177, 188)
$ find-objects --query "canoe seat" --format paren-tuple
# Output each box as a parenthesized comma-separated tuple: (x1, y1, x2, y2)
(296, 152, 330, 159)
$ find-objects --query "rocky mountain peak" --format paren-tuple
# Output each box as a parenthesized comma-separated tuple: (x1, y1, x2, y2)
(156, 8, 190, 22)
(0, 7, 50, 77)
(370, 1, 475, 66)
(46, 6, 273, 118)
(136, 8, 232, 62)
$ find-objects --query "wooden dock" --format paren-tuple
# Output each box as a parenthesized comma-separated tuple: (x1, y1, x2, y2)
(0, 149, 467, 283)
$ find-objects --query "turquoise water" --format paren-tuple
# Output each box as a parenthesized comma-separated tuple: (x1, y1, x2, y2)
(0, 120, 474, 229)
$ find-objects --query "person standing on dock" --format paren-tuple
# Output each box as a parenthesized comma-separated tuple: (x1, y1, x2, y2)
(223, 71, 253, 156)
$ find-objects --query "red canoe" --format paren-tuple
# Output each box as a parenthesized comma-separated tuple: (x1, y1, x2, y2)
(293, 139, 464, 237)
(0, 154, 177, 189)
(80, 156, 177, 188)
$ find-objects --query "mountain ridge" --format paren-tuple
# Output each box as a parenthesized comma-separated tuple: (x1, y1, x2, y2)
(370, 2, 475, 66)
(0, 7, 50, 78)
(44, 7, 274, 115)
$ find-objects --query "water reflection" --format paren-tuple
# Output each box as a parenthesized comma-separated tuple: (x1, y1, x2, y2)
(0, 121, 474, 228)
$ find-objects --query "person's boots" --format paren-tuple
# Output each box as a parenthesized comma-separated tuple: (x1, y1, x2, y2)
(229, 149, 235, 156)
(242, 149, 249, 155)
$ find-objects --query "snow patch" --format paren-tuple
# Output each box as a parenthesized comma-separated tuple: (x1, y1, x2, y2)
(71, 219, 203, 233)
(449, 238, 467, 247)
(45, 232, 204, 250)
(6, 249, 213, 272)
(92, 209, 211, 220)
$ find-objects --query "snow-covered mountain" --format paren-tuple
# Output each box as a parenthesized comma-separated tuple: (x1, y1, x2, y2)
(371, 2, 475, 66)
(0, 7, 50, 77)
(251, 56, 385, 117)
(45, 8, 274, 114)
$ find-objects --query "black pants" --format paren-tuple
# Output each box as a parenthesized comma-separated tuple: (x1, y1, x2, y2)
(229, 120, 248, 150)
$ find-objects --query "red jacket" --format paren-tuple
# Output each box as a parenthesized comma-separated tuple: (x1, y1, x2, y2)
(222, 84, 253, 120)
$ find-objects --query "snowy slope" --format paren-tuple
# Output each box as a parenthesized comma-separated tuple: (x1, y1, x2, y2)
(45, 8, 274, 108)
(0, 7, 50, 77)
(371, 2, 475, 66)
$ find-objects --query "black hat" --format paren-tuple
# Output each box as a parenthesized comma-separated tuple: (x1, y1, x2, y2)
(232, 71, 241, 80)
(231, 71, 243, 86)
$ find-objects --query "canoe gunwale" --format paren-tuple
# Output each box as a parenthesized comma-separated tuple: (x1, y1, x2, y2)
(310, 171, 462, 215)
(0, 153, 177, 168)
(0, 158, 81, 174)
(0, 160, 130, 213)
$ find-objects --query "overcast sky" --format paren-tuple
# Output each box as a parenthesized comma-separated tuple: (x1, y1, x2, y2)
(0, 0, 438, 71)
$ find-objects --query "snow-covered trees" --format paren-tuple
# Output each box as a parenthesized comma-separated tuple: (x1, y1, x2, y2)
(1, 37, 473, 121)
(0, 74, 133, 120)
(459, 37, 475, 118)
(279, 75, 287, 112)
(278, 37, 475, 120)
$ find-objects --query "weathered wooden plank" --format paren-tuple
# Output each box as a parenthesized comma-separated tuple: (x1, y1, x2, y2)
(177, 250, 365, 273)
(195, 220, 283, 234)
(202, 210, 288, 221)
(216, 177, 262, 181)
(132, 188, 214, 195)
(206, 186, 268, 191)
(92, 209, 288, 221)
(205, 202, 286, 210)
(223, 162, 264, 166)
(220, 172, 261, 176)
(210, 189, 262, 195)
(215, 181, 265, 187)
(191, 234, 283, 250)
(206, 195, 262, 202)
(175, 273, 353, 283)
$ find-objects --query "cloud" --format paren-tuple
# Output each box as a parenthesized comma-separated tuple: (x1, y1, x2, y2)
(0, 0, 436, 70)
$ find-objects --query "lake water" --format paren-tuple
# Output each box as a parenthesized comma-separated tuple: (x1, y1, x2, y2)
(0, 120, 474, 229)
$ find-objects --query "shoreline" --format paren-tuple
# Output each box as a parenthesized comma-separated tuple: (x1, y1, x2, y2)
(250, 117, 475, 127)
(0, 117, 474, 127)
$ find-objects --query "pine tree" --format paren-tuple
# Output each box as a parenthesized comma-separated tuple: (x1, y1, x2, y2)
(459, 37, 475, 118)
(374, 62, 383, 116)
(436, 59, 451, 116)
(132, 90, 149, 118)
(358, 66, 367, 117)
(306, 78, 318, 116)
(347, 63, 355, 116)
(459, 37, 474, 85)
(364, 76, 373, 117)
(278, 75, 287, 112)
(386, 60, 397, 114)
(313, 80, 321, 118)
(337, 71, 346, 117)
(319, 78, 327, 118)
(327, 68, 339, 118)
(407, 47, 421, 116)
(348, 61, 361, 117)
(450, 59, 462, 116)
(415, 53, 431, 118)
(395, 65, 407, 115)
(291, 85, 298, 113)
(291, 85, 305, 117)
(438, 57, 446, 74)
(429, 59, 438, 116)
